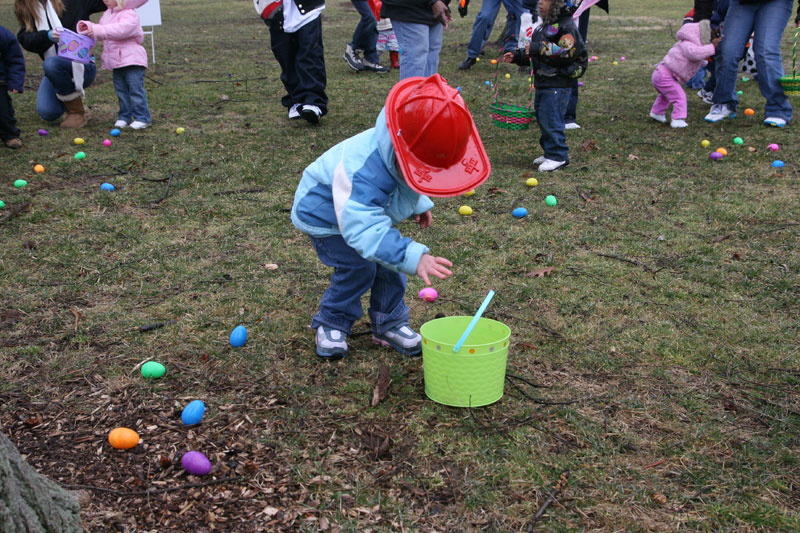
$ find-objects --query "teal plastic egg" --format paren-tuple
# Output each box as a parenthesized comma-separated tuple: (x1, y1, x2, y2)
(230, 325, 247, 347)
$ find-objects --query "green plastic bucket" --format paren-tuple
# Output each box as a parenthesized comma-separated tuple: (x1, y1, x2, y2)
(420, 316, 511, 407)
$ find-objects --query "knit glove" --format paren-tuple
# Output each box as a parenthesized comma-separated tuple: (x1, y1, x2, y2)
(458, 0, 469, 17)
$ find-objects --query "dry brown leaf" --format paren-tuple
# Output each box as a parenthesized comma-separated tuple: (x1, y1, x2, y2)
(370, 364, 391, 407)
(526, 267, 554, 278)
(264, 263, 279, 270)
(652, 493, 668, 505)
(711, 234, 731, 243)
(581, 140, 597, 152)
(628, 154, 639, 161)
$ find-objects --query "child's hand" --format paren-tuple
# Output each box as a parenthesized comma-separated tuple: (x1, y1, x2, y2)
(414, 211, 432, 229)
(416, 254, 453, 286)
(49, 28, 60, 42)
(711, 37, 722, 48)
(502, 52, 514, 63)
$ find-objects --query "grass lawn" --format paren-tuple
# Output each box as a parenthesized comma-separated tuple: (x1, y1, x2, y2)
(1, 0, 799, 530)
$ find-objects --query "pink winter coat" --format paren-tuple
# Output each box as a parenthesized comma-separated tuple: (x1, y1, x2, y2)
(659, 22, 715, 83)
(77, 0, 148, 70)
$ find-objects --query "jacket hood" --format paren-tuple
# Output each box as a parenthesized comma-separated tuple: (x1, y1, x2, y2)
(676, 20, 711, 46)
(120, 0, 149, 10)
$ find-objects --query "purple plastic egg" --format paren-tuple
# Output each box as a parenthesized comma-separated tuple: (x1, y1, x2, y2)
(710, 152, 723, 160)
(38, 129, 49, 136)
(181, 451, 211, 475)
(577, 81, 584, 87)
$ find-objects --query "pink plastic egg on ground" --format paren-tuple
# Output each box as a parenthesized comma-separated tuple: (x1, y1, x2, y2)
(419, 287, 438, 302)
(620, 56, 626, 61)
(181, 451, 211, 475)
(710, 152, 723, 160)
(103, 139, 112, 147)
(768, 143, 780, 152)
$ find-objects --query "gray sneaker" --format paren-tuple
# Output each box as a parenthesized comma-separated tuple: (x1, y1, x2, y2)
(315, 326, 348, 359)
(362, 59, 390, 73)
(344, 44, 364, 71)
(372, 324, 422, 356)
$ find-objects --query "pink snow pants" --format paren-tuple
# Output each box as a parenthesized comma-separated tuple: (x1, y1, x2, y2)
(651, 64, 687, 120)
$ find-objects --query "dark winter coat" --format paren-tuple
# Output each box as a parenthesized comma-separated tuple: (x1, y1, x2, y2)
(694, 0, 800, 24)
(0, 25, 25, 93)
(380, 0, 451, 26)
(17, 0, 106, 60)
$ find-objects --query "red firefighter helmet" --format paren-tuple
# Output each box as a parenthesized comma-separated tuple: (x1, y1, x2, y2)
(385, 74, 491, 197)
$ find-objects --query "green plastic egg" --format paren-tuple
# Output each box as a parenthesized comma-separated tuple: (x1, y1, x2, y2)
(141, 361, 166, 379)
(14, 179, 27, 188)
(74, 151, 86, 160)
(545, 195, 557, 206)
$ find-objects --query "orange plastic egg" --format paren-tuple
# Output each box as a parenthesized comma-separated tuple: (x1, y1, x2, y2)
(34, 164, 45, 173)
(108, 427, 140, 449)
(491, 59, 497, 64)
(744, 108, 755, 116)
(716, 147, 728, 156)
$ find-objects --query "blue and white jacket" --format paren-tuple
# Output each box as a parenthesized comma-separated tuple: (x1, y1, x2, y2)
(291, 108, 435, 276)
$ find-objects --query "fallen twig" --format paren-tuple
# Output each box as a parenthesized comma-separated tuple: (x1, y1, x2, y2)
(642, 459, 666, 469)
(505, 378, 604, 405)
(527, 471, 569, 530)
(138, 319, 177, 332)
(213, 187, 265, 196)
(575, 186, 593, 202)
(151, 173, 174, 204)
(506, 373, 549, 388)
(68, 308, 80, 332)
(63, 476, 244, 496)
(595, 252, 664, 274)
(0, 201, 31, 225)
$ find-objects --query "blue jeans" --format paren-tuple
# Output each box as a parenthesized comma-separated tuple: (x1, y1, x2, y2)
(565, 8, 590, 123)
(535, 88, 570, 162)
(309, 235, 410, 335)
(349, 0, 379, 64)
(392, 21, 443, 79)
(466, 0, 523, 59)
(37, 56, 97, 121)
(713, 0, 792, 122)
(113, 66, 151, 124)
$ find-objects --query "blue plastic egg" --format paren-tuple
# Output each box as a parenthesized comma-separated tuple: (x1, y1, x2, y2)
(772, 160, 784, 168)
(100, 183, 115, 191)
(110, 128, 121, 137)
(484, 81, 491, 86)
(181, 400, 206, 425)
(229, 325, 247, 347)
(512, 207, 528, 218)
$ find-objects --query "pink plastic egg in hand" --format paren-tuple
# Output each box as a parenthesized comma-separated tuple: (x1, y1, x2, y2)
(181, 451, 211, 476)
(419, 287, 438, 302)
(103, 139, 112, 147)
(768, 143, 780, 152)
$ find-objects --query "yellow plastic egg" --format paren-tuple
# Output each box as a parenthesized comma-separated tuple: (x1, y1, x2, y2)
(458, 205, 473, 216)
(613, 61, 619, 66)
(73, 137, 85, 145)
(176, 127, 185, 134)
(475, 57, 480, 62)
(505, 73, 511, 79)
(701, 139, 710, 148)
(716, 147, 728, 156)
(108, 427, 140, 450)
(464, 189, 475, 197)
(526, 177, 539, 187)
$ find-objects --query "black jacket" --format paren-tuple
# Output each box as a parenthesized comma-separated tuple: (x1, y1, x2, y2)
(0, 25, 25, 93)
(17, 0, 106, 60)
(511, 10, 588, 88)
(694, 0, 800, 23)
(380, 0, 451, 26)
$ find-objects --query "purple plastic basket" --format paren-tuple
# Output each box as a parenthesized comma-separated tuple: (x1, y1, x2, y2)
(57, 28, 95, 64)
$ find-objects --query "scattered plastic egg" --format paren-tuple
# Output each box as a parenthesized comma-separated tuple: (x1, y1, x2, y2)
(512, 207, 528, 218)
(73, 137, 85, 145)
(701, 139, 710, 148)
(505, 73, 511, 79)
(484, 80, 491, 86)
(458, 205, 473, 216)
(620, 56, 626, 61)
(772, 160, 784, 168)
(108, 427, 140, 450)
(100, 183, 115, 191)
(716, 147, 728, 156)
(103, 139, 112, 147)
(181, 400, 206, 425)
(14, 179, 27, 188)
(742, 77, 749, 82)
(230, 325, 247, 347)
(418, 287, 438, 302)
(464, 189, 475, 197)
(710, 151, 723, 160)
(37, 129, 48, 136)
(176, 127, 185, 134)
(545, 195, 557, 206)
(733, 137, 743, 145)
(491, 59, 497, 64)
(577, 81, 583, 87)
(0, 200, 5, 209)
(110, 128, 121, 137)
(34, 164, 45, 173)
(181, 451, 212, 476)
(768, 143, 780, 152)
(612, 61, 619, 66)
(475, 57, 480, 62)
(744, 108, 755, 115)
(737, 90, 743, 96)
(74, 151, 86, 160)
(526, 177, 538, 187)
(141, 361, 166, 378)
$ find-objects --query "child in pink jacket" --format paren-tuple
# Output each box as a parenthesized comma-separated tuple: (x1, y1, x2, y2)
(650, 20, 720, 128)
(77, 0, 151, 129)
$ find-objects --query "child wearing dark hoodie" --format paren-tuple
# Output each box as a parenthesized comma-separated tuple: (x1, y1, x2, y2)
(503, 0, 587, 172)
(0, 24, 25, 149)
(650, 20, 720, 128)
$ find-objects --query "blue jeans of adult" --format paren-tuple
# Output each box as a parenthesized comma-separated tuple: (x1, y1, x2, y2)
(37, 56, 97, 121)
(565, 8, 590, 123)
(712, 0, 793, 122)
(535, 87, 570, 163)
(309, 235, 410, 336)
(267, 15, 328, 113)
(349, 0, 379, 64)
(392, 21, 443, 79)
(465, 0, 522, 59)
(113, 66, 151, 124)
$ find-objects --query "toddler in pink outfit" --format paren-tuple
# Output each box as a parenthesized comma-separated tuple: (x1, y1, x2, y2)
(650, 20, 720, 128)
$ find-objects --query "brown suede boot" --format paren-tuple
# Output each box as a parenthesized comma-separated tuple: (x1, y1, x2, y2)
(60, 96, 88, 128)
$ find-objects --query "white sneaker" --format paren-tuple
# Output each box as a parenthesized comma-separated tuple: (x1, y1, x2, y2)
(670, 119, 688, 128)
(315, 326, 348, 358)
(704, 103, 736, 123)
(564, 122, 581, 130)
(649, 112, 667, 123)
(301, 105, 322, 124)
(532, 155, 547, 166)
(697, 89, 713, 104)
(288, 103, 301, 120)
(538, 159, 567, 172)
(372, 324, 422, 356)
(114, 120, 128, 128)
(130, 120, 149, 130)
(763, 117, 787, 127)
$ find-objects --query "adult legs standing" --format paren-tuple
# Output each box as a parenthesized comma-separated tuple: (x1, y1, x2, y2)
(393, 21, 443, 79)
(751, 0, 793, 122)
(349, 0, 380, 64)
